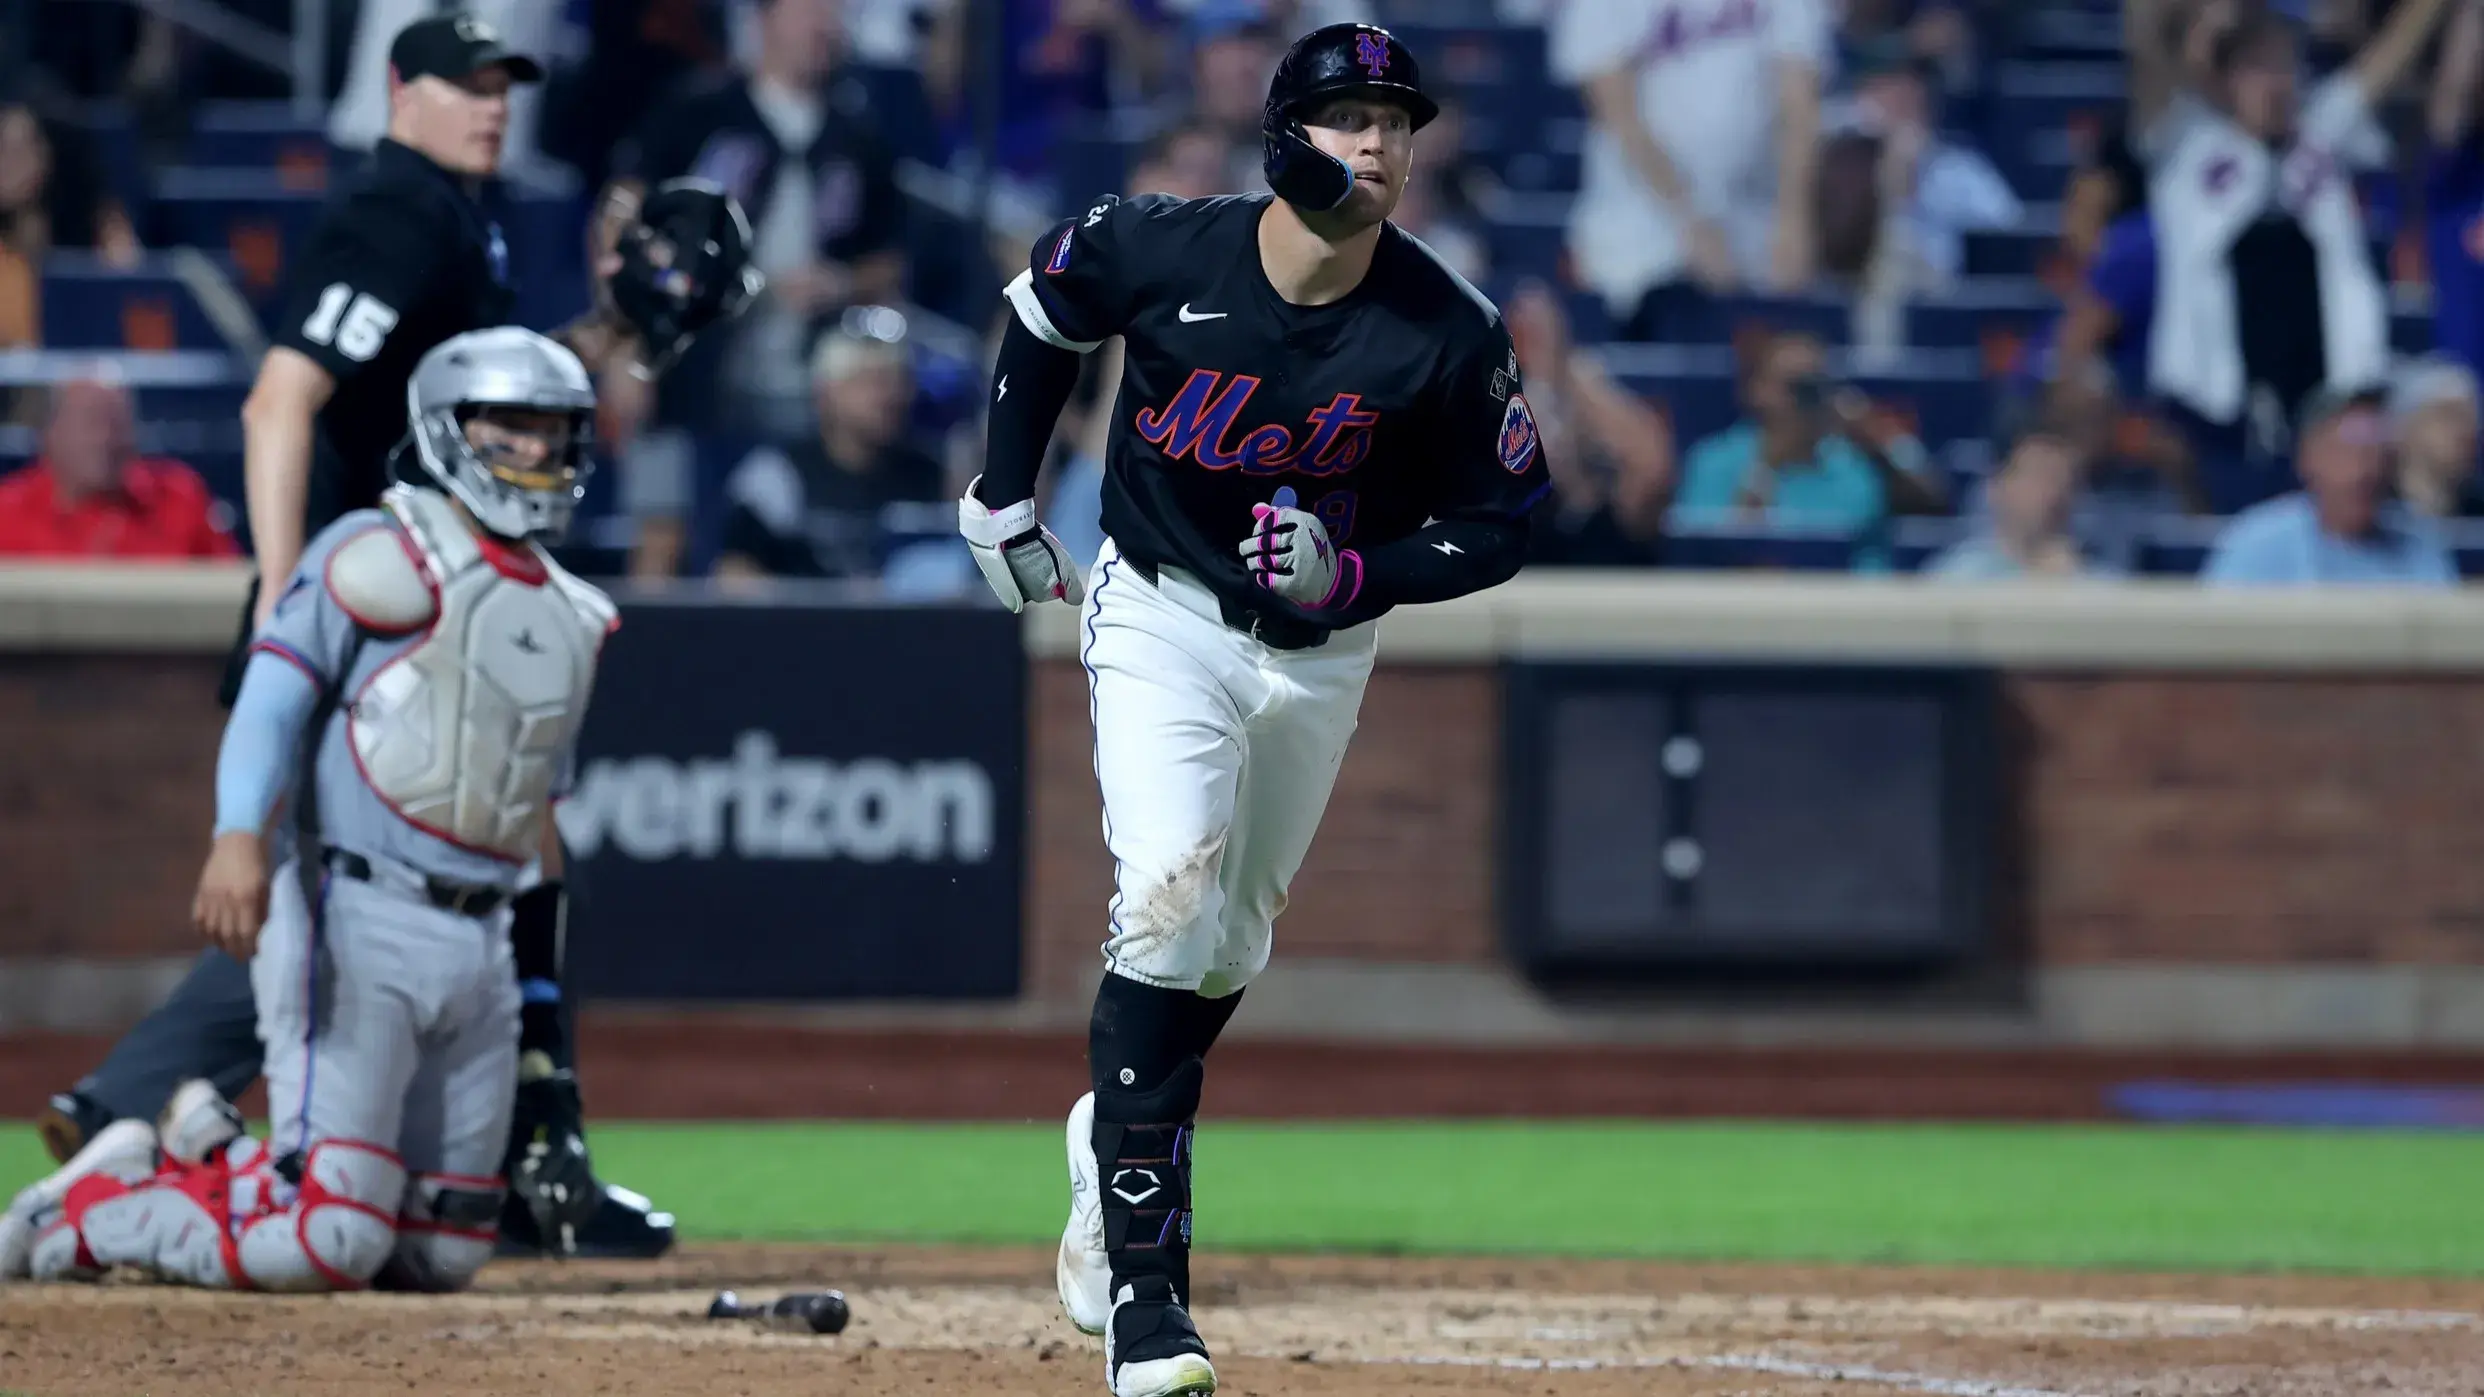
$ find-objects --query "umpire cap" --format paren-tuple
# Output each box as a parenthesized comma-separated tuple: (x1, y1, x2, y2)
(1262, 23, 1438, 213)
(391, 13, 545, 85)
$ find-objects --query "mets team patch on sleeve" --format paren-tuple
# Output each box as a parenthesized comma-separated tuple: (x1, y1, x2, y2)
(1498, 393, 1540, 472)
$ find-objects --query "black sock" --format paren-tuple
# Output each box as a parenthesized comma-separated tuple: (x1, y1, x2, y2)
(1090, 973, 1244, 1095)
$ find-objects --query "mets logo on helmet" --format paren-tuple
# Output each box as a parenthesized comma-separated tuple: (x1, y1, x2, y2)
(1356, 32, 1391, 77)
(1498, 394, 1539, 473)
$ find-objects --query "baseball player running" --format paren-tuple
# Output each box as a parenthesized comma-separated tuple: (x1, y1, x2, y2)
(958, 23, 1549, 1397)
(0, 327, 614, 1292)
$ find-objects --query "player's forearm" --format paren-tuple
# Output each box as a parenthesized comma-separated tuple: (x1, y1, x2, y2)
(212, 653, 319, 835)
(976, 316, 1087, 507)
(1338, 514, 1534, 619)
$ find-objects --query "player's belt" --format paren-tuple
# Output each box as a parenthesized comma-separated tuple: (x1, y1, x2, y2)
(323, 849, 512, 918)
(1125, 556, 1329, 652)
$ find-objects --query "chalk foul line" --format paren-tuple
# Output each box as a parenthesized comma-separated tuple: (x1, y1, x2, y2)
(1331, 1350, 2075, 1397)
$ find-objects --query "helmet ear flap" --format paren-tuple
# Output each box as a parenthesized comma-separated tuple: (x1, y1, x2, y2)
(1262, 107, 1355, 212)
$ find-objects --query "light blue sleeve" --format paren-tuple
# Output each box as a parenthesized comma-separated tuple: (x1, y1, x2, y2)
(2200, 515, 2289, 586)
(212, 651, 323, 836)
(255, 512, 393, 681)
(2417, 538, 2461, 585)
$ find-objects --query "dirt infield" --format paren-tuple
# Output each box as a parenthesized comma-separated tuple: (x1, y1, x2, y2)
(6, 1246, 2482, 1396)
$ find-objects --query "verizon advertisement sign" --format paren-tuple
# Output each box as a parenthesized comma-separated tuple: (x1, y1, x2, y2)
(557, 601, 1023, 1000)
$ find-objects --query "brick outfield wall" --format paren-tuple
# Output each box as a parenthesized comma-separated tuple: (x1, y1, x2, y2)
(7, 656, 2484, 984)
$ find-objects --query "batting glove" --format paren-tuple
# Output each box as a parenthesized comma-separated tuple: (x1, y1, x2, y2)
(1240, 502, 1362, 610)
(959, 475, 1086, 612)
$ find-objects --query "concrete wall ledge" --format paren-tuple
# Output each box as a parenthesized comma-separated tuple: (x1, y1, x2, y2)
(8, 564, 2481, 671)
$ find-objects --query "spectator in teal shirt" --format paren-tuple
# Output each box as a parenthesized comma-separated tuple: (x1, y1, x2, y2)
(2203, 386, 2460, 588)
(1671, 331, 1945, 570)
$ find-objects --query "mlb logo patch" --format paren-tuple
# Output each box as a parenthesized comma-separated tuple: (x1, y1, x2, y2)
(1497, 393, 1539, 473)
(1045, 226, 1076, 274)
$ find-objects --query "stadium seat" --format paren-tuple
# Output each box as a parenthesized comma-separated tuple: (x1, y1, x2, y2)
(40, 257, 230, 352)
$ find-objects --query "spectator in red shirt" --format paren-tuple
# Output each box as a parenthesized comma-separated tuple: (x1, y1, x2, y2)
(0, 376, 238, 559)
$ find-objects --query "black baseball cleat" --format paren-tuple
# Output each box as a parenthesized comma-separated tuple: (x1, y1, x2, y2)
(1105, 1275, 1218, 1397)
(35, 1092, 110, 1166)
(496, 1181, 678, 1259)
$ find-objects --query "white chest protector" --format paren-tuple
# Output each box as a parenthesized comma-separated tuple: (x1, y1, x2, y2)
(330, 486, 616, 860)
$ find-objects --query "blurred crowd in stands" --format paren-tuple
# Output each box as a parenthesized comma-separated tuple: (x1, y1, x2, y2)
(2, 0, 2482, 593)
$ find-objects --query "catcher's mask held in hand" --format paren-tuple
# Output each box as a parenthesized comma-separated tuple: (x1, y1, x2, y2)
(1262, 23, 1437, 212)
(609, 177, 764, 375)
(406, 327, 597, 542)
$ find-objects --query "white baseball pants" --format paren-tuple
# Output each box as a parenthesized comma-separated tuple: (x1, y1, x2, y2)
(1081, 538, 1377, 997)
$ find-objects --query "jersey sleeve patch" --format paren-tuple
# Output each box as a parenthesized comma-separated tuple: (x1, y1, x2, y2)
(1497, 393, 1541, 474)
(1044, 225, 1076, 274)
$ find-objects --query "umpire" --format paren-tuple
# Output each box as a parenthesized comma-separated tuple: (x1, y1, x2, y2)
(36, 12, 757, 1260)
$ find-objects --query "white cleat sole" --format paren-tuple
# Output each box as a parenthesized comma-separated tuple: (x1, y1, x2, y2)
(1110, 1353, 1217, 1397)
(17, 1119, 156, 1216)
(157, 1079, 244, 1166)
(1058, 1091, 1111, 1335)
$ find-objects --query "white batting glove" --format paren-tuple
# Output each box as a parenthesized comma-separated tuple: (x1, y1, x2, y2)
(958, 475, 1085, 612)
(1239, 502, 1362, 609)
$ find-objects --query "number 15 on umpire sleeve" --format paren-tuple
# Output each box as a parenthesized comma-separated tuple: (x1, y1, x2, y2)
(301, 283, 400, 363)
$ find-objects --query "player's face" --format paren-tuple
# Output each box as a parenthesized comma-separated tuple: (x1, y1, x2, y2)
(464, 407, 581, 492)
(1301, 98, 1417, 227)
(398, 68, 513, 177)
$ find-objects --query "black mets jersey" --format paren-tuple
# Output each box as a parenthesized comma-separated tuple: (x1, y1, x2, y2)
(1009, 191, 1550, 639)
(272, 138, 519, 532)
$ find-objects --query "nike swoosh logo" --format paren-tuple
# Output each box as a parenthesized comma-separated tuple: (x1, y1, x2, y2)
(1177, 304, 1227, 322)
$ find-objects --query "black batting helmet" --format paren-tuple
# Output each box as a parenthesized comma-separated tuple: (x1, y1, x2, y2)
(607, 179, 764, 376)
(1261, 23, 1438, 213)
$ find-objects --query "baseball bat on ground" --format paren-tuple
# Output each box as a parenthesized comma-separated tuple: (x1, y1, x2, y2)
(706, 1289, 851, 1335)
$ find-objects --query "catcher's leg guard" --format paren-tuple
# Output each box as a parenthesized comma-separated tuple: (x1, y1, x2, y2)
(380, 1172, 503, 1291)
(234, 1138, 407, 1291)
(68, 1140, 265, 1288)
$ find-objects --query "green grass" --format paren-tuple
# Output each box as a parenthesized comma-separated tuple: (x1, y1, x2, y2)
(10, 1120, 2482, 1276)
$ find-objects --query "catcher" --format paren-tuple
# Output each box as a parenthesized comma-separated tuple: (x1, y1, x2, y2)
(2, 327, 614, 1290)
(25, 178, 759, 1259)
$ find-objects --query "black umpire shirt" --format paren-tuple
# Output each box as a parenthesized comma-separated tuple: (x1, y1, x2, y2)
(1004, 191, 1551, 640)
(273, 137, 518, 534)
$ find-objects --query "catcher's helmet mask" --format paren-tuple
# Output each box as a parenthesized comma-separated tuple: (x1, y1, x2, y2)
(1262, 23, 1438, 215)
(608, 178, 764, 376)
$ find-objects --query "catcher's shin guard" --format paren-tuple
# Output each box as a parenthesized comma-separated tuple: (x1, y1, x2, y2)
(380, 1172, 504, 1291)
(234, 1139, 407, 1291)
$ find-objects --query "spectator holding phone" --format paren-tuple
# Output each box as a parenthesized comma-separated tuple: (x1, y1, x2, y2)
(1671, 329, 1943, 569)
